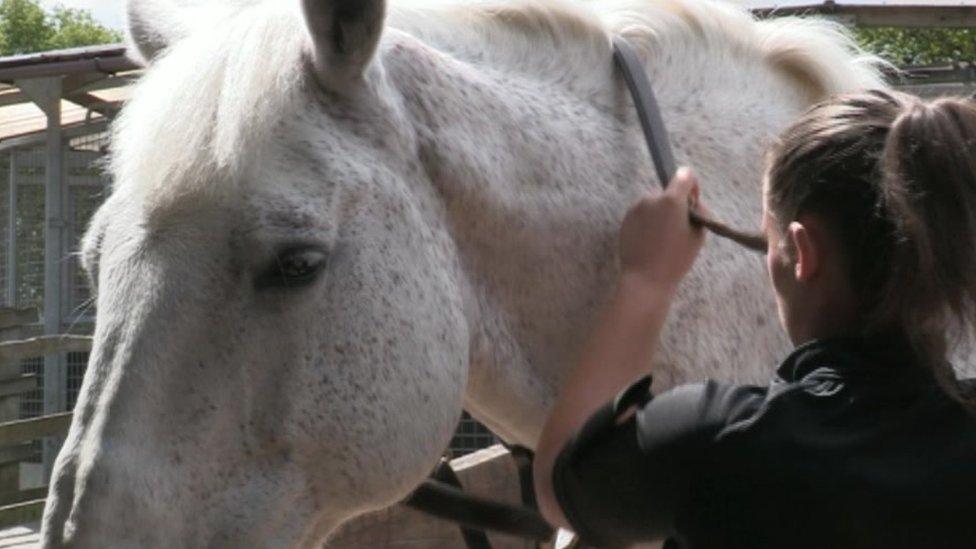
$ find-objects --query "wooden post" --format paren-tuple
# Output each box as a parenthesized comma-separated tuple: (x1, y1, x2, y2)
(17, 77, 66, 482)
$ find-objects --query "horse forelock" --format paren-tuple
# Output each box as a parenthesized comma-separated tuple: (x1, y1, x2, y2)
(110, 1, 307, 208)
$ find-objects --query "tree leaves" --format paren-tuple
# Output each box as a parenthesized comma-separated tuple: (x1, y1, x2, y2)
(0, 0, 121, 56)
(855, 27, 976, 66)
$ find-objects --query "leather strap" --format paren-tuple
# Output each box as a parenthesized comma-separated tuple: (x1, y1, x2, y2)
(612, 37, 767, 253)
(432, 458, 493, 549)
(404, 465, 555, 543)
(612, 37, 677, 188)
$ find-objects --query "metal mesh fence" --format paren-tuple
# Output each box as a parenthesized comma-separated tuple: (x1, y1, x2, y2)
(0, 154, 7, 300)
(66, 352, 88, 410)
(19, 357, 44, 462)
(449, 412, 498, 457)
(13, 150, 45, 311)
(66, 133, 109, 320)
(69, 187, 101, 316)
(19, 356, 43, 420)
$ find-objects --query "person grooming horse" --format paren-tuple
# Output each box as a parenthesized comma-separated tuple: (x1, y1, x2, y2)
(534, 89, 976, 548)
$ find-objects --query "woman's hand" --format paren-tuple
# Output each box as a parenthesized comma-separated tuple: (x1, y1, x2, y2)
(533, 167, 707, 530)
(619, 168, 706, 291)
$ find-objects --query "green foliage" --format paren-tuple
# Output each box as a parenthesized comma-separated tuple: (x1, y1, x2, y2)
(0, 0, 51, 55)
(46, 7, 121, 52)
(855, 27, 976, 66)
(0, 0, 121, 56)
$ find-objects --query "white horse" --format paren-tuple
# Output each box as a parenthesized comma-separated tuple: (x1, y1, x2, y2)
(40, 0, 884, 546)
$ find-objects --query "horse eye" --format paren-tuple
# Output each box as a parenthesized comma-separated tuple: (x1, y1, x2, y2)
(256, 247, 327, 290)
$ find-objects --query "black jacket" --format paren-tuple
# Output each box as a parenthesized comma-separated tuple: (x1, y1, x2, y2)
(552, 337, 976, 548)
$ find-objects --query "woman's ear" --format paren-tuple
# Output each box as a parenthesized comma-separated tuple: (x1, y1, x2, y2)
(788, 220, 820, 282)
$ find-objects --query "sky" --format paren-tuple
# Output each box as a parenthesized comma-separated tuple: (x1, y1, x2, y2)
(43, 0, 124, 30)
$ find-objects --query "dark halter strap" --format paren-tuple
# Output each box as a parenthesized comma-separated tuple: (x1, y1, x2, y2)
(612, 37, 678, 189)
(613, 38, 767, 253)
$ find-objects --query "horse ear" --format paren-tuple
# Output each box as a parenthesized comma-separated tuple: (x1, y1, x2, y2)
(301, 0, 387, 90)
(125, 0, 191, 64)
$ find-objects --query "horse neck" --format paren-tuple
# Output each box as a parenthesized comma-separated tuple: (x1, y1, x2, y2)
(381, 29, 796, 446)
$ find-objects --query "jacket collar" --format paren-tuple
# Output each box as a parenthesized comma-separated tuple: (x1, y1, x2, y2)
(776, 332, 923, 383)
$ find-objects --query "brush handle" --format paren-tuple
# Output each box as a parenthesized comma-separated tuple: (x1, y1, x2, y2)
(689, 208, 767, 253)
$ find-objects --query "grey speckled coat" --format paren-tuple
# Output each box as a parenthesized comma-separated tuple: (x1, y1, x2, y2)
(40, 0, 891, 547)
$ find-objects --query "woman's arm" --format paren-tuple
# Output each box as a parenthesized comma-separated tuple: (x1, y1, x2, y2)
(533, 169, 706, 528)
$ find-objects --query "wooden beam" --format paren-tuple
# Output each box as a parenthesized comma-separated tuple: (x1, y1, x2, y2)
(0, 335, 92, 364)
(0, 363, 25, 382)
(849, 7, 976, 28)
(0, 308, 38, 331)
(0, 487, 46, 507)
(61, 73, 104, 96)
(0, 56, 136, 82)
(0, 413, 72, 446)
(0, 499, 44, 529)
(752, 4, 976, 28)
(0, 90, 26, 108)
(69, 72, 139, 95)
(0, 119, 109, 153)
(0, 376, 37, 399)
(329, 445, 534, 549)
(65, 92, 120, 118)
(0, 444, 36, 466)
(900, 82, 976, 98)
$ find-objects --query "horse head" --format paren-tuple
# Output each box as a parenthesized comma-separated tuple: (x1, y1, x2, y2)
(42, 1, 469, 546)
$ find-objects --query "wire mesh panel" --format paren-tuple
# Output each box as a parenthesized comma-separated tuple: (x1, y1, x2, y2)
(12, 150, 45, 311)
(19, 356, 43, 420)
(19, 357, 45, 462)
(66, 352, 89, 410)
(65, 133, 110, 322)
(0, 153, 8, 304)
(449, 412, 498, 457)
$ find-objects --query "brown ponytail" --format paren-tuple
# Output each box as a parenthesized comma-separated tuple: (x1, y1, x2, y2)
(765, 89, 976, 402)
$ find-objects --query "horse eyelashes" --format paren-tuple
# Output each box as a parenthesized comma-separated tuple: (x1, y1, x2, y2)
(254, 246, 328, 290)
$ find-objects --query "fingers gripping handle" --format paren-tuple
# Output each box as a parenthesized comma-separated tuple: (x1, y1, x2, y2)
(612, 37, 768, 253)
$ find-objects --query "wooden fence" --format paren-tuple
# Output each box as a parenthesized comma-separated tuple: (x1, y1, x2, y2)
(328, 445, 538, 548)
(0, 306, 92, 529)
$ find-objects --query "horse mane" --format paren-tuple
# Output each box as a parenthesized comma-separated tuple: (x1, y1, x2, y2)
(392, 0, 884, 96)
(111, 0, 884, 202)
